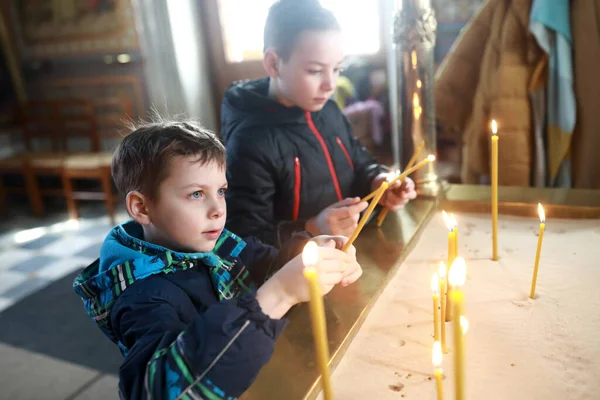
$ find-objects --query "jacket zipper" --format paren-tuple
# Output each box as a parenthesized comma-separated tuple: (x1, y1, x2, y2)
(304, 111, 343, 201)
(293, 157, 301, 221)
(336, 136, 354, 171)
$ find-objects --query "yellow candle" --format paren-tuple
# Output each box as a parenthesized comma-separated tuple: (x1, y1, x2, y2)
(438, 262, 447, 353)
(442, 211, 456, 322)
(376, 170, 399, 227)
(491, 120, 499, 261)
(449, 258, 467, 400)
(451, 214, 458, 258)
(432, 341, 444, 400)
(302, 241, 333, 400)
(431, 273, 440, 342)
(343, 181, 388, 252)
(360, 155, 435, 202)
(530, 203, 546, 299)
(377, 142, 425, 227)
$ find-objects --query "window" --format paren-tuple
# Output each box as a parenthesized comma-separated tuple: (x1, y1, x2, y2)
(218, 0, 380, 63)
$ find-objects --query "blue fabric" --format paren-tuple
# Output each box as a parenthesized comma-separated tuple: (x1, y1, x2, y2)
(529, 0, 576, 185)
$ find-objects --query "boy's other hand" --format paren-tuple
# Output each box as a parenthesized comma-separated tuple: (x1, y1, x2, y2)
(372, 173, 417, 211)
(256, 238, 362, 319)
(305, 197, 368, 237)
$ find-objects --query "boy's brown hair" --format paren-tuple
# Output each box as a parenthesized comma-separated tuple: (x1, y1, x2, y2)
(112, 119, 225, 199)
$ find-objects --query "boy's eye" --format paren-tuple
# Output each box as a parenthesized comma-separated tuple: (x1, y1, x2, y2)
(190, 191, 202, 199)
(218, 188, 227, 196)
(308, 69, 322, 75)
(334, 67, 343, 74)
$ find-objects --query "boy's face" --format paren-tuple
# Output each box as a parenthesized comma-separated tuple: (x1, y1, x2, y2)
(144, 156, 227, 253)
(276, 30, 345, 112)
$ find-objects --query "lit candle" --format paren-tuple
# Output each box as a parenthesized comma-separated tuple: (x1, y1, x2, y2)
(438, 262, 447, 353)
(376, 170, 400, 227)
(530, 203, 546, 299)
(431, 272, 440, 342)
(442, 211, 456, 322)
(343, 181, 388, 252)
(432, 341, 444, 400)
(491, 120, 499, 261)
(377, 141, 425, 227)
(360, 155, 435, 203)
(302, 241, 333, 400)
(449, 258, 467, 400)
(451, 214, 458, 258)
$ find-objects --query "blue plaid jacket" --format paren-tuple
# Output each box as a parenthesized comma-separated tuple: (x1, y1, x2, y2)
(74, 220, 306, 399)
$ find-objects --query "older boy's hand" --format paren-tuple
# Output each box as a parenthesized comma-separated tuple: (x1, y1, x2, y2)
(305, 197, 368, 237)
(371, 173, 417, 211)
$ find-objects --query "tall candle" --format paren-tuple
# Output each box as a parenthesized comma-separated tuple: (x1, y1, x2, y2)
(376, 170, 400, 227)
(431, 272, 440, 342)
(451, 214, 458, 258)
(491, 120, 499, 261)
(530, 203, 546, 299)
(449, 258, 467, 400)
(442, 211, 456, 322)
(302, 241, 333, 400)
(432, 341, 444, 400)
(438, 262, 447, 353)
(344, 181, 388, 252)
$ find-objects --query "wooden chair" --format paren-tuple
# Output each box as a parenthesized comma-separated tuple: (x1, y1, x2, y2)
(61, 97, 133, 224)
(0, 100, 87, 216)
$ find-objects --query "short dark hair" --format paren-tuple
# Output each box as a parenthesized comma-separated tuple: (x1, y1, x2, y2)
(112, 119, 225, 199)
(264, 0, 340, 61)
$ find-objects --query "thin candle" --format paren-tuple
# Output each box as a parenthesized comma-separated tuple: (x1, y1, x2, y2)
(432, 341, 444, 400)
(491, 119, 499, 261)
(442, 211, 456, 322)
(438, 262, 447, 353)
(360, 155, 435, 202)
(343, 181, 388, 252)
(449, 258, 467, 400)
(451, 214, 458, 258)
(376, 170, 400, 227)
(432, 272, 440, 342)
(302, 241, 333, 400)
(377, 141, 425, 227)
(530, 203, 546, 299)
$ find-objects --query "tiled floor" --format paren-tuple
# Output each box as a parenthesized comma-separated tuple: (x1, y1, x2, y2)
(0, 204, 129, 313)
(0, 203, 128, 399)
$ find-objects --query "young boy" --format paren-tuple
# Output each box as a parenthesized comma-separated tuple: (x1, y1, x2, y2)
(222, 0, 417, 248)
(73, 120, 362, 399)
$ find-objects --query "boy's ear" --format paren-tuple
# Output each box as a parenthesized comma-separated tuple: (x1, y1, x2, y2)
(126, 191, 151, 225)
(263, 49, 280, 78)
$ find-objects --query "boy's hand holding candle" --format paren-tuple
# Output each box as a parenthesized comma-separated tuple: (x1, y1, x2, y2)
(371, 174, 417, 210)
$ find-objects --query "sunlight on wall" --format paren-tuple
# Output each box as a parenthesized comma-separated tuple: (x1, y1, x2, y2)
(218, 0, 380, 63)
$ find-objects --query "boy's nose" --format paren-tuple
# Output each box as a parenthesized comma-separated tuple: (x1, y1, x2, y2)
(208, 199, 225, 219)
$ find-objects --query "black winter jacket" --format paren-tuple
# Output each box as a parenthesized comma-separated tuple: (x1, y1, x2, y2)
(222, 78, 385, 247)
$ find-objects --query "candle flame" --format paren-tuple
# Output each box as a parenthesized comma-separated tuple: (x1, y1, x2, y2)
(413, 92, 420, 107)
(438, 261, 446, 279)
(442, 210, 452, 231)
(302, 241, 319, 267)
(448, 257, 467, 286)
(431, 272, 440, 294)
(450, 213, 457, 230)
(491, 119, 498, 135)
(432, 341, 442, 366)
(417, 79, 422, 88)
(427, 154, 436, 162)
(460, 316, 469, 334)
(538, 203, 545, 223)
(411, 50, 417, 68)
